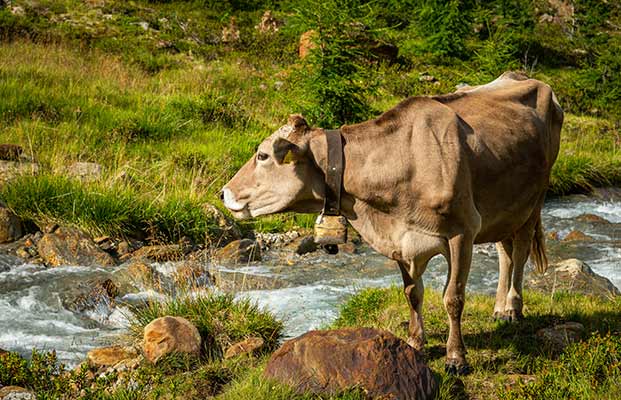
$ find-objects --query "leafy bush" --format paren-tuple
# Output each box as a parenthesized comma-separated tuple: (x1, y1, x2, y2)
(0, 350, 94, 396)
(413, 0, 469, 60)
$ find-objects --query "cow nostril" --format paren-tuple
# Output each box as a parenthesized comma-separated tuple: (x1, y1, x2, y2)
(219, 190, 225, 201)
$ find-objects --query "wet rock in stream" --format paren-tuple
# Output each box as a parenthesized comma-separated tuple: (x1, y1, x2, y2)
(562, 230, 594, 242)
(0, 202, 23, 244)
(214, 239, 261, 263)
(37, 227, 115, 267)
(60, 278, 130, 324)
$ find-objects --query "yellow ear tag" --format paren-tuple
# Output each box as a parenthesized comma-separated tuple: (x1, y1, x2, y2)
(283, 150, 295, 164)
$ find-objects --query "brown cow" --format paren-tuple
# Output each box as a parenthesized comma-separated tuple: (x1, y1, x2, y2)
(221, 72, 563, 374)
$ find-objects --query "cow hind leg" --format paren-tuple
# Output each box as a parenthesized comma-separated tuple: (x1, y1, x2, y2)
(397, 261, 426, 352)
(503, 230, 533, 321)
(443, 233, 474, 375)
(493, 239, 514, 320)
(495, 213, 541, 322)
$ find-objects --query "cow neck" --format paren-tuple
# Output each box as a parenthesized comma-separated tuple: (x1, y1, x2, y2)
(321, 129, 344, 216)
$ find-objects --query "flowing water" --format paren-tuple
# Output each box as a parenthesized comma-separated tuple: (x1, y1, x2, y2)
(1, 195, 620, 366)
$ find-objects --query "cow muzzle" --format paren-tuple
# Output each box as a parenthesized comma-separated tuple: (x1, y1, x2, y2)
(220, 188, 251, 219)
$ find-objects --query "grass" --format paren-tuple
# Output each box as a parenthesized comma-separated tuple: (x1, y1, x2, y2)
(333, 287, 621, 399)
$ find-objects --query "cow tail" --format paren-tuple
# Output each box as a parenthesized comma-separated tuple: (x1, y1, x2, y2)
(530, 216, 548, 274)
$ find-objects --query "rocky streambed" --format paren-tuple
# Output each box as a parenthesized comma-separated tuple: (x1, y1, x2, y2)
(0, 191, 620, 366)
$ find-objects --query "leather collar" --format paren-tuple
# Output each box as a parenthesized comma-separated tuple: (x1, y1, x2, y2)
(322, 129, 344, 216)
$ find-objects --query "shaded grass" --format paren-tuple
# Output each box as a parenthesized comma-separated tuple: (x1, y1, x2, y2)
(549, 115, 621, 195)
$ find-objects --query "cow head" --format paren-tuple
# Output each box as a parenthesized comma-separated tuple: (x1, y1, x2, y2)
(221, 114, 326, 219)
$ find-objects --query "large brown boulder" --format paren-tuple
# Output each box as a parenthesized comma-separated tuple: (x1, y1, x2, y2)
(528, 258, 620, 300)
(143, 316, 201, 363)
(37, 226, 115, 267)
(0, 203, 23, 244)
(264, 328, 437, 400)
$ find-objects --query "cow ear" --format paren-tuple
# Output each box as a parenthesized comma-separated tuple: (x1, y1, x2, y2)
(273, 137, 299, 165)
(288, 114, 309, 132)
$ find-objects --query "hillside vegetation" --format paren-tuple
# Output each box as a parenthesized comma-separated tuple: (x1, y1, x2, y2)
(0, 0, 620, 244)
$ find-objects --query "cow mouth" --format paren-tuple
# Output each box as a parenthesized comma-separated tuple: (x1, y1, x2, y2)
(221, 188, 252, 219)
(229, 208, 252, 220)
(222, 188, 247, 211)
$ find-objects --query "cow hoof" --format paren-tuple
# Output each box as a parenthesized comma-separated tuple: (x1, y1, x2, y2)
(503, 309, 523, 322)
(445, 361, 472, 376)
(406, 336, 425, 352)
(493, 310, 523, 323)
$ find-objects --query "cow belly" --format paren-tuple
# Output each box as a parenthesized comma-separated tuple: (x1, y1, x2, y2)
(473, 186, 543, 244)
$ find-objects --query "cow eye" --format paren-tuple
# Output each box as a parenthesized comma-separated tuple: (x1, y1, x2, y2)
(257, 152, 269, 161)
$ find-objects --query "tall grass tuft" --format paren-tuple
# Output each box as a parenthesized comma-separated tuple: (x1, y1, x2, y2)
(128, 292, 283, 359)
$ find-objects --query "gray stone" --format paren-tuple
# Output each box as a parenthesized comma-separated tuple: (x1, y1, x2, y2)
(66, 162, 102, 182)
(537, 322, 584, 349)
(0, 161, 40, 184)
(528, 258, 620, 300)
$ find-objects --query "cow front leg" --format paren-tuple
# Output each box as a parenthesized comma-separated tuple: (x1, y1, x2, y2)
(397, 261, 426, 351)
(443, 233, 473, 375)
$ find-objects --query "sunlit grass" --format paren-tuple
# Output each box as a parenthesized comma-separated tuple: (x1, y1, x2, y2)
(333, 286, 621, 399)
